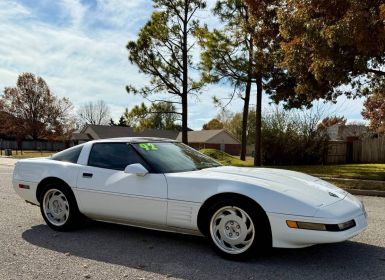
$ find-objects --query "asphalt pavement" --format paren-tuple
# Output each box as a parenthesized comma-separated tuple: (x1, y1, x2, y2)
(1, 164, 384, 280)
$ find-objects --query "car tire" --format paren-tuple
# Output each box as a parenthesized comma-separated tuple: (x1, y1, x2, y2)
(206, 198, 271, 260)
(39, 183, 81, 231)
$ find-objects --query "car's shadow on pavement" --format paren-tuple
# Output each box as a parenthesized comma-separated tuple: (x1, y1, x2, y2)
(22, 221, 385, 280)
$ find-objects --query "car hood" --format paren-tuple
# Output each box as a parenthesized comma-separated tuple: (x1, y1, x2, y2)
(203, 166, 348, 207)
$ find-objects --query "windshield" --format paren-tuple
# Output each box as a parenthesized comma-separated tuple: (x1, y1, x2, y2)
(132, 142, 222, 173)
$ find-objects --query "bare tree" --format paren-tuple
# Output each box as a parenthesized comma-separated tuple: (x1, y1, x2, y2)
(1, 72, 75, 141)
(77, 100, 111, 125)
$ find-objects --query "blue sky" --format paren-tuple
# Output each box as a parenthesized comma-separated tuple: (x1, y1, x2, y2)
(0, 0, 366, 129)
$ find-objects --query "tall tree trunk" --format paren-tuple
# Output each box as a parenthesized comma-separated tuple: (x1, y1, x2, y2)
(241, 27, 254, 161)
(181, 94, 188, 144)
(254, 75, 263, 166)
(240, 79, 252, 161)
(181, 2, 189, 144)
(240, 6, 255, 161)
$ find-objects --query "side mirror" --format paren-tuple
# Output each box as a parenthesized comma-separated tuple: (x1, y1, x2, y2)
(124, 163, 149, 177)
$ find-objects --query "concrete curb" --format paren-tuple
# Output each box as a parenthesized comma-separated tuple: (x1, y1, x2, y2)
(320, 176, 385, 197)
(320, 176, 385, 184)
(344, 188, 385, 197)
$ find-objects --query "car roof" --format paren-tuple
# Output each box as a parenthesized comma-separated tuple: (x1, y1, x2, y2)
(89, 137, 179, 144)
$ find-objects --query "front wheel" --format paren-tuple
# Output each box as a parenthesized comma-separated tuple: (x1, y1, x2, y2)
(39, 184, 81, 231)
(207, 199, 271, 260)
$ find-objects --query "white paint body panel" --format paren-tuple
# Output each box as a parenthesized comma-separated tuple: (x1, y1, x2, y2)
(13, 158, 81, 205)
(12, 138, 368, 248)
(75, 165, 167, 225)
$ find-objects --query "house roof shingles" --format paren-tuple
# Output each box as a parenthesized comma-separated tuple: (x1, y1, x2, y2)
(71, 133, 92, 141)
(176, 129, 240, 144)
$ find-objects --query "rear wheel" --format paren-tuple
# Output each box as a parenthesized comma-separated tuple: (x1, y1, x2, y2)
(39, 183, 81, 231)
(206, 198, 271, 260)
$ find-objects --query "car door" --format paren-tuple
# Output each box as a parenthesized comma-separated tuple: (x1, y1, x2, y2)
(75, 142, 167, 226)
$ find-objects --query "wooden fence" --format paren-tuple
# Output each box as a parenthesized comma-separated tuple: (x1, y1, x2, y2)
(353, 136, 385, 163)
(327, 136, 385, 164)
(0, 139, 66, 152)
(326, 141, 347, 164)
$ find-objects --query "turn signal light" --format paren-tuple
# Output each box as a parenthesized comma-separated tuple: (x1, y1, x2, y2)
(286, 220, 326, 231)
(286, 219, 355, 232)
(286, 220, 298, 229)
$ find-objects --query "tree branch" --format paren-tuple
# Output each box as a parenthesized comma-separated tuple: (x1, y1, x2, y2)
(143, 96, 182, 104)
(367, 68, 385, 76)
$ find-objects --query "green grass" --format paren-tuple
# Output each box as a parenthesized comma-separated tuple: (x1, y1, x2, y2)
(273, 164, 385, 181)
(201, 148, 385, 181)
(201, 149, 254, 167)
(7, 151, 54, 159)
(200, 149, 385, 191)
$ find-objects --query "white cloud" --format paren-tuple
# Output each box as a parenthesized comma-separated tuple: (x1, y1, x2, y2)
(91, 0, 151, 29)
(0, 0, 31, 19)
(0, 0, 152, 122)
(59, 0, 88, 28)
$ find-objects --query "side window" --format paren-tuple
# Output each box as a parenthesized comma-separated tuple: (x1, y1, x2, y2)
(51, 145, 83, 164)
(88, 143, 149, 171)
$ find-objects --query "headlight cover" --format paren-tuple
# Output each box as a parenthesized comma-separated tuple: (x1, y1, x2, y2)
(286, 219, 356, 232)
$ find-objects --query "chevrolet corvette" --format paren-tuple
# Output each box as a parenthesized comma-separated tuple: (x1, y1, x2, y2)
(12, 138, 368, 259)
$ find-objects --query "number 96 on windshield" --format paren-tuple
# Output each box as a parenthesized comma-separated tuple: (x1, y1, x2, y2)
(139, 143, 158, 151)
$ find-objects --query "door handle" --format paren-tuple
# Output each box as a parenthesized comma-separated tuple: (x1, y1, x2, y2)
(82, 173, 93, 178)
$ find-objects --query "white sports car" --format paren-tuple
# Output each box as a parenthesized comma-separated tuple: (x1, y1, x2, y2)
(13, 138, 368, 259)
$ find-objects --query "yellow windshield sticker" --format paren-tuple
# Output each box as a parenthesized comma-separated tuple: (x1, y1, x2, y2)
(139, 143, 158, 151)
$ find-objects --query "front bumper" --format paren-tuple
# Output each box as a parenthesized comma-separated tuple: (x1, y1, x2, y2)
(268, 196, 368, 249)
(269, 212, 367, 248)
